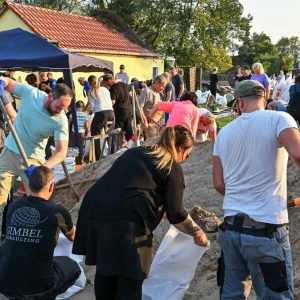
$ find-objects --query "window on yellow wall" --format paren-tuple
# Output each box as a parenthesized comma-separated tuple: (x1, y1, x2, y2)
(152, 67, 159, 79)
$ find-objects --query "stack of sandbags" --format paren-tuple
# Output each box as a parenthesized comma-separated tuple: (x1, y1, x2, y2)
(53, 156, 76, 183)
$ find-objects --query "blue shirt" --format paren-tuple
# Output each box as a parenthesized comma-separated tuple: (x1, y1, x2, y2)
(5, 83, 69, 161)
(71, 111, 89, 132)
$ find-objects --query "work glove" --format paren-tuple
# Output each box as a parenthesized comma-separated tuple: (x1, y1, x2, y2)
(0, 80, 5, 97)
(24, 165, 37, 180)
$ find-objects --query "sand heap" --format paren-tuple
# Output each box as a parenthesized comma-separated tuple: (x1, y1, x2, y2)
(54, 142, 300, 300)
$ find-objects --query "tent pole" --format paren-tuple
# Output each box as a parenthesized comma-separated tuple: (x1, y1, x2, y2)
(63, 70, 82, 164)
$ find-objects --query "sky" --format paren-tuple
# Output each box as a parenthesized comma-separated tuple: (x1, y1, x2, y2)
(239, 0, 300, 43)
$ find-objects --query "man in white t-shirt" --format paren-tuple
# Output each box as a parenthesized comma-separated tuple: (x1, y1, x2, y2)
(196, 108, 217, 142)
(213, 80, 300, 299)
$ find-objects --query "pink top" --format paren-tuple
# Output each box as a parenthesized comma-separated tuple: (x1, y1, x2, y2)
(158, 101, 199, 139)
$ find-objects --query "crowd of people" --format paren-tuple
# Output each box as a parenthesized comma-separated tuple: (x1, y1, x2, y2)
(0, 62, 299, 300)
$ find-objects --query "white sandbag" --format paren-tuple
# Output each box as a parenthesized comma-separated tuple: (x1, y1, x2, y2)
(273, 82, 288, 101)
(216, 94, 227, 107)
(195, 90, 202, 104)
(54, 234, 86, 299)
(142, 225, 210, 300)
(198, 90, 211, 104)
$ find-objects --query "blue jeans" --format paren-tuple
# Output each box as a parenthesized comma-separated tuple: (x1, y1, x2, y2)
(218, 226, 294, 299)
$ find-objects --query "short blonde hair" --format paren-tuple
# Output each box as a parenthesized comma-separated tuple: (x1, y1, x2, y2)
(201, 110, 215, 125)
(212, 66, 218, 72)
(162, 72, 170, 81)
(252, 62, 264, 74)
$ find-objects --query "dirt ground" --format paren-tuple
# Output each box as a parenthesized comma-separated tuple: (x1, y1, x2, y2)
(24, 142, 300, 299)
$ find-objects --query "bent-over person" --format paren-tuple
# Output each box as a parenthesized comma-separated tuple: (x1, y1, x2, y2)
(73, 126, 208, 300)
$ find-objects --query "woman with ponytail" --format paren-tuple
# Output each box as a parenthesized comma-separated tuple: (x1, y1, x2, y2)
(87, 75, 114, 160)
(73, 126, 208, 300)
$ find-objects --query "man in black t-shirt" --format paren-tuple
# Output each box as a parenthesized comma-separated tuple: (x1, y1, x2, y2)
(0, 166, 80, 299)
(170, 67, 185, 100)
(238, 66, 252, 83)
(102, 74, 133, 141)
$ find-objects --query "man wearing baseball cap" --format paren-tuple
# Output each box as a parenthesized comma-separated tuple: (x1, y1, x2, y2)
(213, 80, 300, 299)
(115, 64, 129, 84)
(238, 65, 252, 82)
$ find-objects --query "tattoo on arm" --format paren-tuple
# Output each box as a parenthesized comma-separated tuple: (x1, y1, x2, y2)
(182, 219, 201, 236)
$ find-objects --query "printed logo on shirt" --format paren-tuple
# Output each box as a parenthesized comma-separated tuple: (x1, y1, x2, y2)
(6, 207, 48, 244)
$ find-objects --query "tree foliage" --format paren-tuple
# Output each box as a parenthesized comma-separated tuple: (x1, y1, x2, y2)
(13, 0, 81, 13)
(8, 0, 253, 72)
(238, 32, 277, 67)
(236, 32, 297, 74)
(98, 0, 252, 72)
(276, 36, 300, 61)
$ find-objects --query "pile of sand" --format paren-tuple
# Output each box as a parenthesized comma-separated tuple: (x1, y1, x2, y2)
(49, 143, 300, 299)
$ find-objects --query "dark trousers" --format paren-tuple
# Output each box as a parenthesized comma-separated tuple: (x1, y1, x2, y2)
(115, 117, 132, 141)
(210, 88, 217, 98)
(94, 274, 143, 300)
(0, 256, 81, 300)
(69, 131, 85, 164)
(288, 105, 300, 124)
(91, 110, 114, 160)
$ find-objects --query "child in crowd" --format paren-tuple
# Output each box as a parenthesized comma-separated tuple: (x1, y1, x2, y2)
(68, 100, 89, 164)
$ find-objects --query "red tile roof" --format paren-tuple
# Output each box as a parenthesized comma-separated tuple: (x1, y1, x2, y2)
(1, 1, 159, 56)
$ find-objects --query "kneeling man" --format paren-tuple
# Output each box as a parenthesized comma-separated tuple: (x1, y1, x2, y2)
(0, 166, 80, 299)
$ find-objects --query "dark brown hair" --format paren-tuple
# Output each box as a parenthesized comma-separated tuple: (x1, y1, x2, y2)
(29, 166, 54, 193)
(25, 73, 38, 87)
(180, 91, 198, 106)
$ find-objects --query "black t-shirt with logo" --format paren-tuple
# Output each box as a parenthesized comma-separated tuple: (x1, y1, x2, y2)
(110, 82, 132, 119)
(0, 196, 73, 295)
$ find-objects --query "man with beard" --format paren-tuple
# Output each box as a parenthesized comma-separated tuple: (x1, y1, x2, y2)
(0, 77, 72, 235)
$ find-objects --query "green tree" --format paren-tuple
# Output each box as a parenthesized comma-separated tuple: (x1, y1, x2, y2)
(276, 36, 300, 61)
(13, 0, 81, 13)
(100, 0, 251, 72)
(238, 32, 277, 67)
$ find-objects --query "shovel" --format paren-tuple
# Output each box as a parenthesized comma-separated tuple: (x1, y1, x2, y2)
(287, 198, 300, 208)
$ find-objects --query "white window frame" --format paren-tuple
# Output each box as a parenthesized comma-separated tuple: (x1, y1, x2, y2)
(152, 66, 159, 79)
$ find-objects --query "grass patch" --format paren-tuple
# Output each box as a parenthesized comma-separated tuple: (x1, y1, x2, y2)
(216, 116, 233, 130)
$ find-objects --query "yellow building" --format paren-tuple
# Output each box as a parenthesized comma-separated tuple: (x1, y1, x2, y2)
(0, 1, 164, 102)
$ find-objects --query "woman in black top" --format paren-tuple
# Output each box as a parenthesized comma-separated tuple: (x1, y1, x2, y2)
(209, 66, 219, 98)
(73, 126, 208, 300)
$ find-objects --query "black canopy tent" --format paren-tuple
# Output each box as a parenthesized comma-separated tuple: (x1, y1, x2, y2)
(0, 28, 114, 161)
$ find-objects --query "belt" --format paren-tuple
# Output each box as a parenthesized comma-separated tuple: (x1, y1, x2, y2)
(222, 215, 286, 238)
(225, 216, 286, 228)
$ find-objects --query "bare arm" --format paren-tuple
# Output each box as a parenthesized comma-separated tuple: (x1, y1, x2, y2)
(64, 226, 76, 242)
(44, 140, 68, 169)
(140, 109, 149, 130)
(0, 77, 17, 94)
(173, 214, 208, 246)
(265, 85, 271, 100)
(279, 127, 300, 168)
(148, 104, 158, 119)
(178, 84, 185, 99)
(210, 130, 217, 141)
(165, 91, 172, 102)
(213, 155, 225, 195)
(5, 103, 17, 123)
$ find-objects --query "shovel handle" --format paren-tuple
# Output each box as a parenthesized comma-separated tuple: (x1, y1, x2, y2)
(287, 197, 300, 208)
